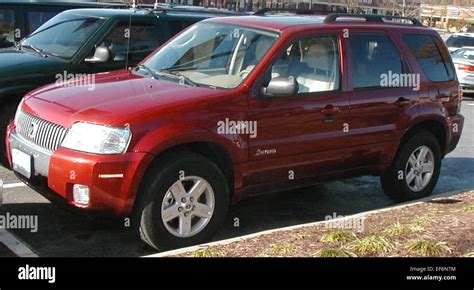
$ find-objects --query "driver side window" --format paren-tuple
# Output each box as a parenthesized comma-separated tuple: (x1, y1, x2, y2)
(265, 35, 340, 95)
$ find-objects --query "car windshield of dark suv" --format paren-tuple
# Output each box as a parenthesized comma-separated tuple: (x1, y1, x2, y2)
(21, 12, 105, 58)
(141, 22, 279, 89)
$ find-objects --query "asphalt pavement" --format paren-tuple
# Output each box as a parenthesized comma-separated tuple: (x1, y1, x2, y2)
(1, 99, 473, 257)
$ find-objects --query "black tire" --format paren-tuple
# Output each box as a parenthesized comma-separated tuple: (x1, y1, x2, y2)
(0, 101, 19, 169)
(380, 132, 442, 202)
(136, 151, 229, 250)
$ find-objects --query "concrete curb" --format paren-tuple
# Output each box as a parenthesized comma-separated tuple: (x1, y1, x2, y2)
(144, 188, 472, 257)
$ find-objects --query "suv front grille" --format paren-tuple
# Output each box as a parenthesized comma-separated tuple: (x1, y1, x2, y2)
(16, 110, 68, 152)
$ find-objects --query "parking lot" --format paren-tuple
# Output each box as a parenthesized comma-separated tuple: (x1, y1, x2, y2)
(1, 99, 473, 257)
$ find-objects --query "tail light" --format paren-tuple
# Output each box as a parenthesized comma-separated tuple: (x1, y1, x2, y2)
(458, 64, 474, 71)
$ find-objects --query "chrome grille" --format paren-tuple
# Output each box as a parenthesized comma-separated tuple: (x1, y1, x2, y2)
(15, 110, 68, 152)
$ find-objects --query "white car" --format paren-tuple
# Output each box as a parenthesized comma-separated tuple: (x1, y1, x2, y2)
(451, 47, 474, 94)
(445, 33, 474, 52)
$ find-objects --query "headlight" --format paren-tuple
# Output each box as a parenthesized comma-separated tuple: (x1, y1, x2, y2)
(61, 122, 131, 154)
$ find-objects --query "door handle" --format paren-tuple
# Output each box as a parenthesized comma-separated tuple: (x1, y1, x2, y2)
(321, 105, 340, 116)
(394, 97, 411, 107)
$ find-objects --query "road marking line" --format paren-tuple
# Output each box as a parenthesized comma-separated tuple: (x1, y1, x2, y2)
(3, 182, 27, 189)
(467, 103, 474, 106)
(0, 230, 38, 257)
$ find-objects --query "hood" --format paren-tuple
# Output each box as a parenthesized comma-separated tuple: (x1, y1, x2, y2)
(0, 49, 65, 83)
(22, 69, 230, 128)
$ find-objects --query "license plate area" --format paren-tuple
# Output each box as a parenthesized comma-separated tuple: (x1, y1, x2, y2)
(12, 149, 32, 178)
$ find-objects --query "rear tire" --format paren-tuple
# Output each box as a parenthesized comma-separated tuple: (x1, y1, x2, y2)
(381, 132, 442, 202)
(136, 152, 229, 250)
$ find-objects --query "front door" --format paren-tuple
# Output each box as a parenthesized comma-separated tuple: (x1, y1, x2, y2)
(246, 32, 350, 187)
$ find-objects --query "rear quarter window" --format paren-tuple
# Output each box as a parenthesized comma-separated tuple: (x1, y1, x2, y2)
(404, 34, 455, 82)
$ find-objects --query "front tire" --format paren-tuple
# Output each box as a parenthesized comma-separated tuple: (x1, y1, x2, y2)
(381, 132, 442, 202)
(136, 152, 229, 250)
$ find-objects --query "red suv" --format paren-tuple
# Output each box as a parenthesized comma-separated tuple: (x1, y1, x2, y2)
(6, 14, 464, 250)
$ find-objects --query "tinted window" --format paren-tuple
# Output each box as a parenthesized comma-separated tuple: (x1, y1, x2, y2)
(0, 9, 14, 48)
(26, 10, 59, 34)
(350, 34, 403, 89)
(23, 13, 105, 58)
(100, 23, 160, 63)
(266, 35, 340, 94)
(446, 35, 474, 48)
(168, 20, 196, 36)
(404, 35, 454, 82)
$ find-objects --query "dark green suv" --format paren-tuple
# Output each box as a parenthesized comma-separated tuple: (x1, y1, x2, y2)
(0, 0, 125, 48)
(0, 5, 238, 166)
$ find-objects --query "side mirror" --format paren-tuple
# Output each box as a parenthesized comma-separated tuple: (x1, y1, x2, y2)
(260, 77, 298, 98)
(85, 46, 110, 63)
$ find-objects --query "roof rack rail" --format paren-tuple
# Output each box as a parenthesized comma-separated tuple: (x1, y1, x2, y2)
(126, 3, 239, 15)
(254, 8, 271, 16)
(324, 13, 423, 27)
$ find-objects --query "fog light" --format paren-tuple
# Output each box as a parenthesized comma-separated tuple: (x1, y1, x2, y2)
(73, 184, 90, 205)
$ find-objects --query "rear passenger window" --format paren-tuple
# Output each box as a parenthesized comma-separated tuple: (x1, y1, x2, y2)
(404, 35, 455, 82)
(350, 34, 403, 89)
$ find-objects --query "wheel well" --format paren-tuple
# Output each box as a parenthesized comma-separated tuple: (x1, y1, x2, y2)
(402, 120, 447, 154)
(147, 142, 234, 194)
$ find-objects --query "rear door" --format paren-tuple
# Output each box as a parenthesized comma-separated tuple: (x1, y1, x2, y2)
(346, 30, 419, 169)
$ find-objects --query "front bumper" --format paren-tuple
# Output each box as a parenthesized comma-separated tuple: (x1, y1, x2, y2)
(6, 123, 154, 216)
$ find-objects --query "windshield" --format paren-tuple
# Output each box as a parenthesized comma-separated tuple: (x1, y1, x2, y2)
(452, 48, 474, 61)
(142, 22, 279, 89)
(0, 8, 15, 48)
(446, 35, 474, 48)
(22, 12, 105, 58)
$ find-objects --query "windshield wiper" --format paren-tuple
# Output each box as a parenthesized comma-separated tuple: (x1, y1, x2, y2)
(22, 43, 47, 58)
(158, 69, 199, 87)
(136, 64, 160, 80)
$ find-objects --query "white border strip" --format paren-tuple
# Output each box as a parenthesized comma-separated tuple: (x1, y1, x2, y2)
(145, 189, 472, 257)
(0, 230, 38, 257)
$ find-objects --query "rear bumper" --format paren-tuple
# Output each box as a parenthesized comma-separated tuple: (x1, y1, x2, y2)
(6, 122, 154, 216)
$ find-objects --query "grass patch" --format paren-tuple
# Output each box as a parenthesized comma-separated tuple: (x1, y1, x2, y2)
(383, 222, 412, 236)
(407, 239, 452, 256)
(455, 204, 474, 213)
(312, 248, 357, 257)
(265, 243, 295, 256)
(412, 216, 431, 227)
(348, 235, 394, 255)
(320, 230, 357, 244)
(462, 252, 474, 257)
(192, 247, 222, 257)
